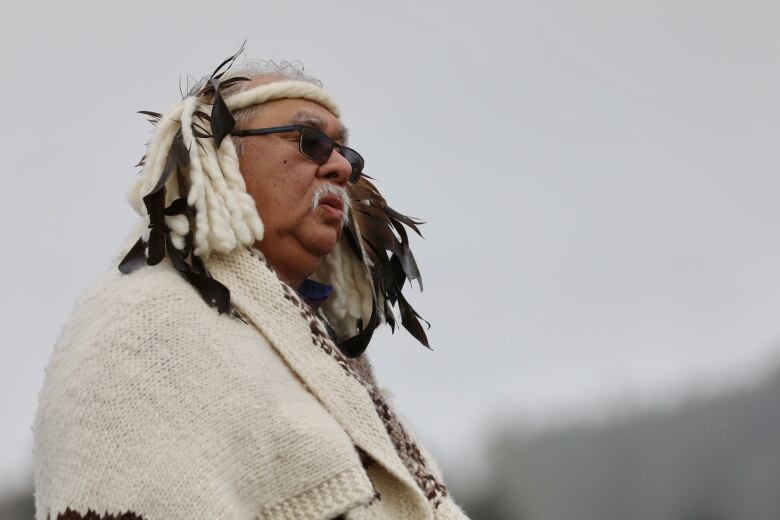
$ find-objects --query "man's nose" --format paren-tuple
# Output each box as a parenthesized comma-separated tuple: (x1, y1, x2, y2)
(317, 148, 352, 185)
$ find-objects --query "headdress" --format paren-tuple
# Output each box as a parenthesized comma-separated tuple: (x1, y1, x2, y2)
(119, 49, 429, 357)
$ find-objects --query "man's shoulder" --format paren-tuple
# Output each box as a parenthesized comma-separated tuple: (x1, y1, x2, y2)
(69, 260, 235, 337)
(35, 266, 371, 520)
(41, 260, 327, 433)
(80, 259, 200, 312)
(51, 261, 294, 387)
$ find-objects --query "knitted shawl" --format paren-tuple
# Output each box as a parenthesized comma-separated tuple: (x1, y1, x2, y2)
(33, 247, 469, 520)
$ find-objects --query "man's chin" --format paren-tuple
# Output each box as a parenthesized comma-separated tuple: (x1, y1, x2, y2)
(303, 226, 342, 258)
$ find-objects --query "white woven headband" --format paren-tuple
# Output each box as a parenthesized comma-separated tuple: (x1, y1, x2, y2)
(225, 79, 341, 117)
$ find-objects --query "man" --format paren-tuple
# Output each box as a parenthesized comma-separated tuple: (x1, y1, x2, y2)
(33, 51, 469, 520)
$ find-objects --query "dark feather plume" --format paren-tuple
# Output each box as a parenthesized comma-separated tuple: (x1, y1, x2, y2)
(339, 177, 430, 353)
(207, 78, 235, 147)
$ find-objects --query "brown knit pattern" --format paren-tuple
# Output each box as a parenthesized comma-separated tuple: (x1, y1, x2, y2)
(355, 447, 382, 505)
(51, 508, 144, 519)
(279, 281, 448, 508)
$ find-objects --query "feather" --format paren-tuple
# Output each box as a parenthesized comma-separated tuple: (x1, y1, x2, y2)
(167, 232, 231, 314)
(118, 238, 147, 274)
(385, 205, 424, 237)
(192, 126, 211, 139)
(140, 137, 190, 265)
(193, 110, 211, 121)
(142, 187, 166, 265)
(338, 176, 431, 351)
(396, 290, 431, 349)
(353, 209, 400, 255)
(217, 76, 251, 89)
(384, 304, 396, 331)
(386, 215, 423, 289)
(342, 221, 363, 260)
(163, 197, 188, 216)
(338, 301, 379, 357)
(208, 78, 235, 147)
(207, 41, 246, 83)
(191, 113, 213, 139)
(137, 110, 162, 120)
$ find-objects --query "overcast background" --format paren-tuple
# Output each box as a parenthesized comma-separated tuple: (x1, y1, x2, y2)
(2, 0, 780, 500)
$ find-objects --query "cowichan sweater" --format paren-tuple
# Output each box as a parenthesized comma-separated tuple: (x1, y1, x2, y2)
(33, 247, 469, 520)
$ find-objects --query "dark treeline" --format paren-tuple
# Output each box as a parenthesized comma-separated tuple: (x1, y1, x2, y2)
(0, 485, 33, 519)
(455, 366, 780, 520)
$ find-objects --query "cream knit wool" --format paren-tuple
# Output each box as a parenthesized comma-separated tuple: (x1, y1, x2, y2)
(33, 247, 469, 520)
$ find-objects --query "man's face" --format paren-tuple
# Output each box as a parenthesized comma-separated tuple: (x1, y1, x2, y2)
(236, 84, 353, 285)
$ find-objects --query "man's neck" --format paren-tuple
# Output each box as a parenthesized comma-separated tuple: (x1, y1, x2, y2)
(255, 241, 322, 290)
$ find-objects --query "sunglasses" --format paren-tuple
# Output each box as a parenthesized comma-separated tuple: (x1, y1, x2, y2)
(231, 124, 364, 183)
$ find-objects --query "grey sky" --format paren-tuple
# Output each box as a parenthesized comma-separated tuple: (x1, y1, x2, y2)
(2, 0, 780, 489)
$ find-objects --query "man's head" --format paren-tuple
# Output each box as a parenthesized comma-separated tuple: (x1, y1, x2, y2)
(231, 75, 355, 287)
(123, 52, 428, 356)
(130, 62, 349, 261)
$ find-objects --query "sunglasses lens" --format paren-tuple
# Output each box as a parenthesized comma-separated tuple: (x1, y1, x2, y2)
(299, 127, 364, 182)
(342, 147, 364, 182)
(299, 128, 333, 164)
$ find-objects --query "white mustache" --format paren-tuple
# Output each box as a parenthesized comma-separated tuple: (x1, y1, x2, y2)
(311, 183, 351, 227)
